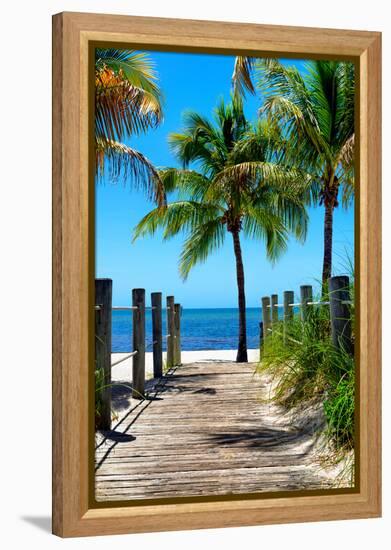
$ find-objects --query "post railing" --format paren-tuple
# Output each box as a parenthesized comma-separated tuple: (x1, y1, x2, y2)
(151, 292, 163, 378)
(95, 279, 112, 430)
(260, 275, 353, 354)
(300, 285, 313, 322)
(271, 294, 278, 326)
(174, 303, 182, 366)
(94, 282, 182, 423)
(328, 276, 353, 354)
(261, 296, 271, 337)
(283, 290, 294, 344)
(166, 296, 175, 369)
(132, 288, 145, 399)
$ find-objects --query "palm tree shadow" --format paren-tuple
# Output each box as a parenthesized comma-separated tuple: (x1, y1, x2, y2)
(208, 426, 315, 452)
(99, 430, 136, 443)
(111, 379, 162, 413)
(21, 516, 52, 533)
(193, 387, 217, 395)
(158, 383, 217, 395)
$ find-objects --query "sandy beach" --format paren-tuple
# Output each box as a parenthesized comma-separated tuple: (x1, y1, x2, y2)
(111, 348, 260, 383)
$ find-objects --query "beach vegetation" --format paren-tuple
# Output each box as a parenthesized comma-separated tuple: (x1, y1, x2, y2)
(258, 280, 355, 453)
(233, 58, 355, 284)
(132, 97, 309, 362)
(95, 48, 165, 204)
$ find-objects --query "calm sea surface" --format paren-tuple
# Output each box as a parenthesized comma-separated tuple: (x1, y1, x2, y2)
(111, 307, 283, 352)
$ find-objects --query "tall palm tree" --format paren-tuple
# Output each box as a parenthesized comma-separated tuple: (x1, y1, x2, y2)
(233, 58, 355, 284)
(95, 48, 165, 204)
(133, 98, 309, 362)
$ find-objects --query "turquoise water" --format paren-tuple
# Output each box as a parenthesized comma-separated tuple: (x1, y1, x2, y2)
(112, 307, 283, 352)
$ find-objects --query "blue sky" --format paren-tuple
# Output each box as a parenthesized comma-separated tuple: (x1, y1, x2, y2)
(96, 51, 354, 308)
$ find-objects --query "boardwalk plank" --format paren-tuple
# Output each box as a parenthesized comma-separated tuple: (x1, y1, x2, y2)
(95, 361, 335, 501)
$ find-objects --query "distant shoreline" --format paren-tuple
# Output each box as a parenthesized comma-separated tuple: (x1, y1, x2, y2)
(111, 308, 267, 352)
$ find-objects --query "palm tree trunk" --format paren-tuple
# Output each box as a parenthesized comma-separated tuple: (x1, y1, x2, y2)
(231, 230, 248, 362)
(322, 202, 334, 285)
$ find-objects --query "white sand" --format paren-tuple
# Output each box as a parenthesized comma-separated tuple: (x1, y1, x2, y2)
(111, 348, 259, 382)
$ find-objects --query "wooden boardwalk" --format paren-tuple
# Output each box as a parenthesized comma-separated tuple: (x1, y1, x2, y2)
(95, 362, 335, 501)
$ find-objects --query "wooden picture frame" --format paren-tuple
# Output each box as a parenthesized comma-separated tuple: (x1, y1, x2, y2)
(52, 12, 381, 537)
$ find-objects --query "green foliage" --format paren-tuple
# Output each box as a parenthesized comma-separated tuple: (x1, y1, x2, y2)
(95, 48, 162, 141)
(132, 97, 309, 278)
(233, 58, 355, 283)
(95, 48, 164, 204)
(323, 360, 355, 450)
(233, 58, 355, 201)
(259, 290, 355, 452)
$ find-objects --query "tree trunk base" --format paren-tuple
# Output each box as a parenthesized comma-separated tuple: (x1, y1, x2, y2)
(236, 349, 248, 363)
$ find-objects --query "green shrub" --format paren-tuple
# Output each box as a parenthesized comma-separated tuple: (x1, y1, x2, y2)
(258, 289, 355, 452)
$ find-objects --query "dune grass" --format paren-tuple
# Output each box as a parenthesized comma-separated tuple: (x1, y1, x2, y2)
(258, 286, 355, 453)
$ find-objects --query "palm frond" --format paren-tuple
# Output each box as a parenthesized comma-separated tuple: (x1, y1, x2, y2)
(179, 219, 225, 280)
(242, 206, 288, 262)
(95, 48, 163, 145)
(132, 200, 222, 242)
(158, 168, 212, 199)
(96, 137, 164, 204)
(214, 161, 309, 193)
(134, 96, 311, 286)
(95, 48, 162, 116)
(262, 95, 327, 167)
(95, 66, 161, 142)
(232, 56, 256, 96)
(269, 191, 309, 242)
(131, 206, 167, 241)
(162, 202, 223, 240)
(339, 134, 355, 169)
(338, 134, 355, 208)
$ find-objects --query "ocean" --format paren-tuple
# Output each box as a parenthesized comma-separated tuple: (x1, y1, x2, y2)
(111, 307, 280, 352)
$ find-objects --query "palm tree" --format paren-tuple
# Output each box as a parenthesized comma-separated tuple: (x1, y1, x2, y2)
(233, 58, 355, 284)
(133, 98, 309, 362)
(95, 48, 165, 204)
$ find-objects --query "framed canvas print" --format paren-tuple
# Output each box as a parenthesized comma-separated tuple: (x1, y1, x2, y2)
(52, 12, 381, 537)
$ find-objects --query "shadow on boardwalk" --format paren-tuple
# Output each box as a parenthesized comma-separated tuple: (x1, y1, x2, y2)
(95, 362, 339, 501)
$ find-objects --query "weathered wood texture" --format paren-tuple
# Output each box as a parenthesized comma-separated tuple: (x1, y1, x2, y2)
(95, 279, 112, 430)
(300, 285, 313, 321)
(283, 290, 294, 344)
(174, 303, 182, 366)
(261, 296, 271, 336)
(132, 289, 146, 398)
(259, 321, 264, 348)
(328, 276, 353, 354)
(271, 294, 279, 325)
(151, 292, 163, 378)
(95, 362, 337, 501)
(166, 296, 175, 369)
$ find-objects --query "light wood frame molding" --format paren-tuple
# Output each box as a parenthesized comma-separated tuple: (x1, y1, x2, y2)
(52, 11, 381, 538)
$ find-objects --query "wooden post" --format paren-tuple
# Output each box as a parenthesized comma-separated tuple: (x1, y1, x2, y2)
(259, 321, 264, 360)
(283, 290, 294, 344)
(328, 276, 353, 354)
(95, 278, 112, 430)
(271, 294, 279, 326)
(261, 296, 271, 338)
(174, 303, 182, 366)
(166, 296, 175, 369)
(300, 285, 313, 322)
(132, 288, 145, 399)
(151, 292, 163, 378)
